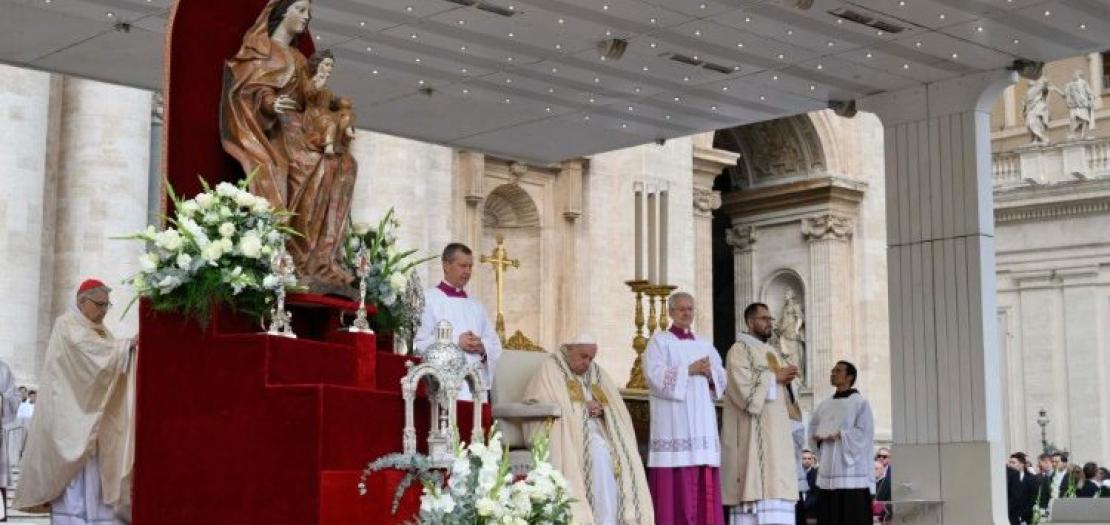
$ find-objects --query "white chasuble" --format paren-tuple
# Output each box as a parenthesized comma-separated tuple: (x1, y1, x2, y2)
(16, 311, 134, 514)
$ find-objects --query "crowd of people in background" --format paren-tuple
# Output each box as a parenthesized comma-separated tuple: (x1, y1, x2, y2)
(1007, 450, 1109, 524)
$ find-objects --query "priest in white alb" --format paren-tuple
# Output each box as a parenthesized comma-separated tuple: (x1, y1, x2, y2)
(413, 243, 502, 400)
(721, 302, 800, 525)
(522, 333, 654, 525)
(645, 292, 726, 525)
(16, 279, 135, 524)
(808, 360, 875, 525)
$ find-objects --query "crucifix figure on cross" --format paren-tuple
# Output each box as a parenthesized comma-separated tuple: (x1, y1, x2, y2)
(480, 234, 519, 343)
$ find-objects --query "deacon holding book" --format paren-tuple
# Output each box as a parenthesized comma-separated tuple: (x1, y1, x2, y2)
(413, 243, 502, 400)
(722, 303, 800, 525)
(808, 360, 875, 525)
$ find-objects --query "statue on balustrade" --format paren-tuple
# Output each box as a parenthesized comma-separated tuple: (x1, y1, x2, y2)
(1024, 75, 1055, 145)
(1063, 70, 1096, 140)
(221, 0, 358, 294)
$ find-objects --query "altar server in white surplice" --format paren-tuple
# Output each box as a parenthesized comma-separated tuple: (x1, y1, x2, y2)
(808, 360, 875, 525)
(413, 243, 502, 400)
(645, 292, 727, 525)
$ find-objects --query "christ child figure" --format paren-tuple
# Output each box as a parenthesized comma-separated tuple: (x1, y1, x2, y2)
(305, 50, 356, 155)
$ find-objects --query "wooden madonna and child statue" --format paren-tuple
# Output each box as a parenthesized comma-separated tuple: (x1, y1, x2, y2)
(220, 0, 360, 295)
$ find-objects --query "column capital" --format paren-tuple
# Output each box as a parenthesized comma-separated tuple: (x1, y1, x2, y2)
(693, 188, 722, 217)
(725, 224, 757, 252)
(801, 214, 854, 242)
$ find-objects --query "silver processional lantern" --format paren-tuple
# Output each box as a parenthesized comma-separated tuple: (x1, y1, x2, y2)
(399, 320, 487, 467)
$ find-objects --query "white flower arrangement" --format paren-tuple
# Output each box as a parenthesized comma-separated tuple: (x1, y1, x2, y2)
(122, 176, 297, 321)
(415, 427, 577, 525)
(342, 208, 434, 340)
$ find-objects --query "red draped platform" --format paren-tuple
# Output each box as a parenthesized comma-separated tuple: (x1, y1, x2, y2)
(133, 1, 491, 523)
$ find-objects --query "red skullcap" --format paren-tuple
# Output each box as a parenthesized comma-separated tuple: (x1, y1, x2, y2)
(77, 279, 107, 294)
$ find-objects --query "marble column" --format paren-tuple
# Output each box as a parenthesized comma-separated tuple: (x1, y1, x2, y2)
(726, 224, 756, 332)
(801, 214, 854, 400)
(0, 65, 53, 382)
(557, 159, 584, 343)
(861, 70, 1015, 525)
(52, 78, 153, 339)
(692, 146, 735, 335)
(455, 150, 485, 251)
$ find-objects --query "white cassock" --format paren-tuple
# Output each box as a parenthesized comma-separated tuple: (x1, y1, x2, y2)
(412, 283, 502, 401)
(644, 329, 726, 468)
(807, 389, 874, 491)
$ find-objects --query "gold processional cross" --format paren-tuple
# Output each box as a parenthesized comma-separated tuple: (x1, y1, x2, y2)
(480, 234, 519, 343)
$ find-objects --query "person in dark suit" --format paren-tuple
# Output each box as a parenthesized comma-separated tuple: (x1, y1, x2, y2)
(1034, 453, 1056, 512)
(1076, 462, 1100, 497)
(796, 449, 819, 525)
(1007, 453, 1036, 525)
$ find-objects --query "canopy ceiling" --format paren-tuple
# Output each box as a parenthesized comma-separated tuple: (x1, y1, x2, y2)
(2, 0, 1107, 163)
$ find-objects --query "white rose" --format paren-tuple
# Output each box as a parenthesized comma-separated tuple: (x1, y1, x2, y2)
(195, 192, 217, 209)
(219, 222, 235, 238)
(476, 497, 498, 517)
(262, 275, 278, 289)
(176, 253, 192, 270)
(239, 233, 263, 258)
(139, 253, 159, 273)
(389, 272, 407, 291)
(251, 198, 271, 214)
(202, 211, 221, 225)
(201, 242, 224, 263)
(234, 191, 255, 207)
(155, 228, 184, 251)
(215, 182, 237, 197)
(179, 200, 200, 216)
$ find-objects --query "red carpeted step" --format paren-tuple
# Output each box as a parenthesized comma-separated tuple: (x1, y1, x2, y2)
(266, 334, 376, 388)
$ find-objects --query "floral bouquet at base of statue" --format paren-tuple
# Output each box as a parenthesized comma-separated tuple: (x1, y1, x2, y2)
(342, 208, 434, 337)
(416, 427, 577, 525)
(122, 176, 298, 322)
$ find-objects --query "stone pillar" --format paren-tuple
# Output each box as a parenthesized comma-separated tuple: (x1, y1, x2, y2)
(801, 214, 854, 400)
(726, 225, 756, 332)
(692, 146, 735, 335)
(557, 159, 585, 343)
(52, 78, 153, 338)
(0, 65, 52, 382)
(861, 70, 1015, 525)
(455, 150, 485, 250)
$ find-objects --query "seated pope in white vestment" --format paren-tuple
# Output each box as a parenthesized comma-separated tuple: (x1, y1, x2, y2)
(522, 334, 654, 525)
(16, 280, 135, 525)
(413, 243, 502, 401)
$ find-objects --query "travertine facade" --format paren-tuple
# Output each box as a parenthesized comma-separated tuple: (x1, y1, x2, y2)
(990, 52, 1110, 464)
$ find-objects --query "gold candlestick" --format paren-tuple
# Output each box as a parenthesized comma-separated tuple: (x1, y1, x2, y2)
(655, 285, 678, 330)
(624, 280, 650, 390)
